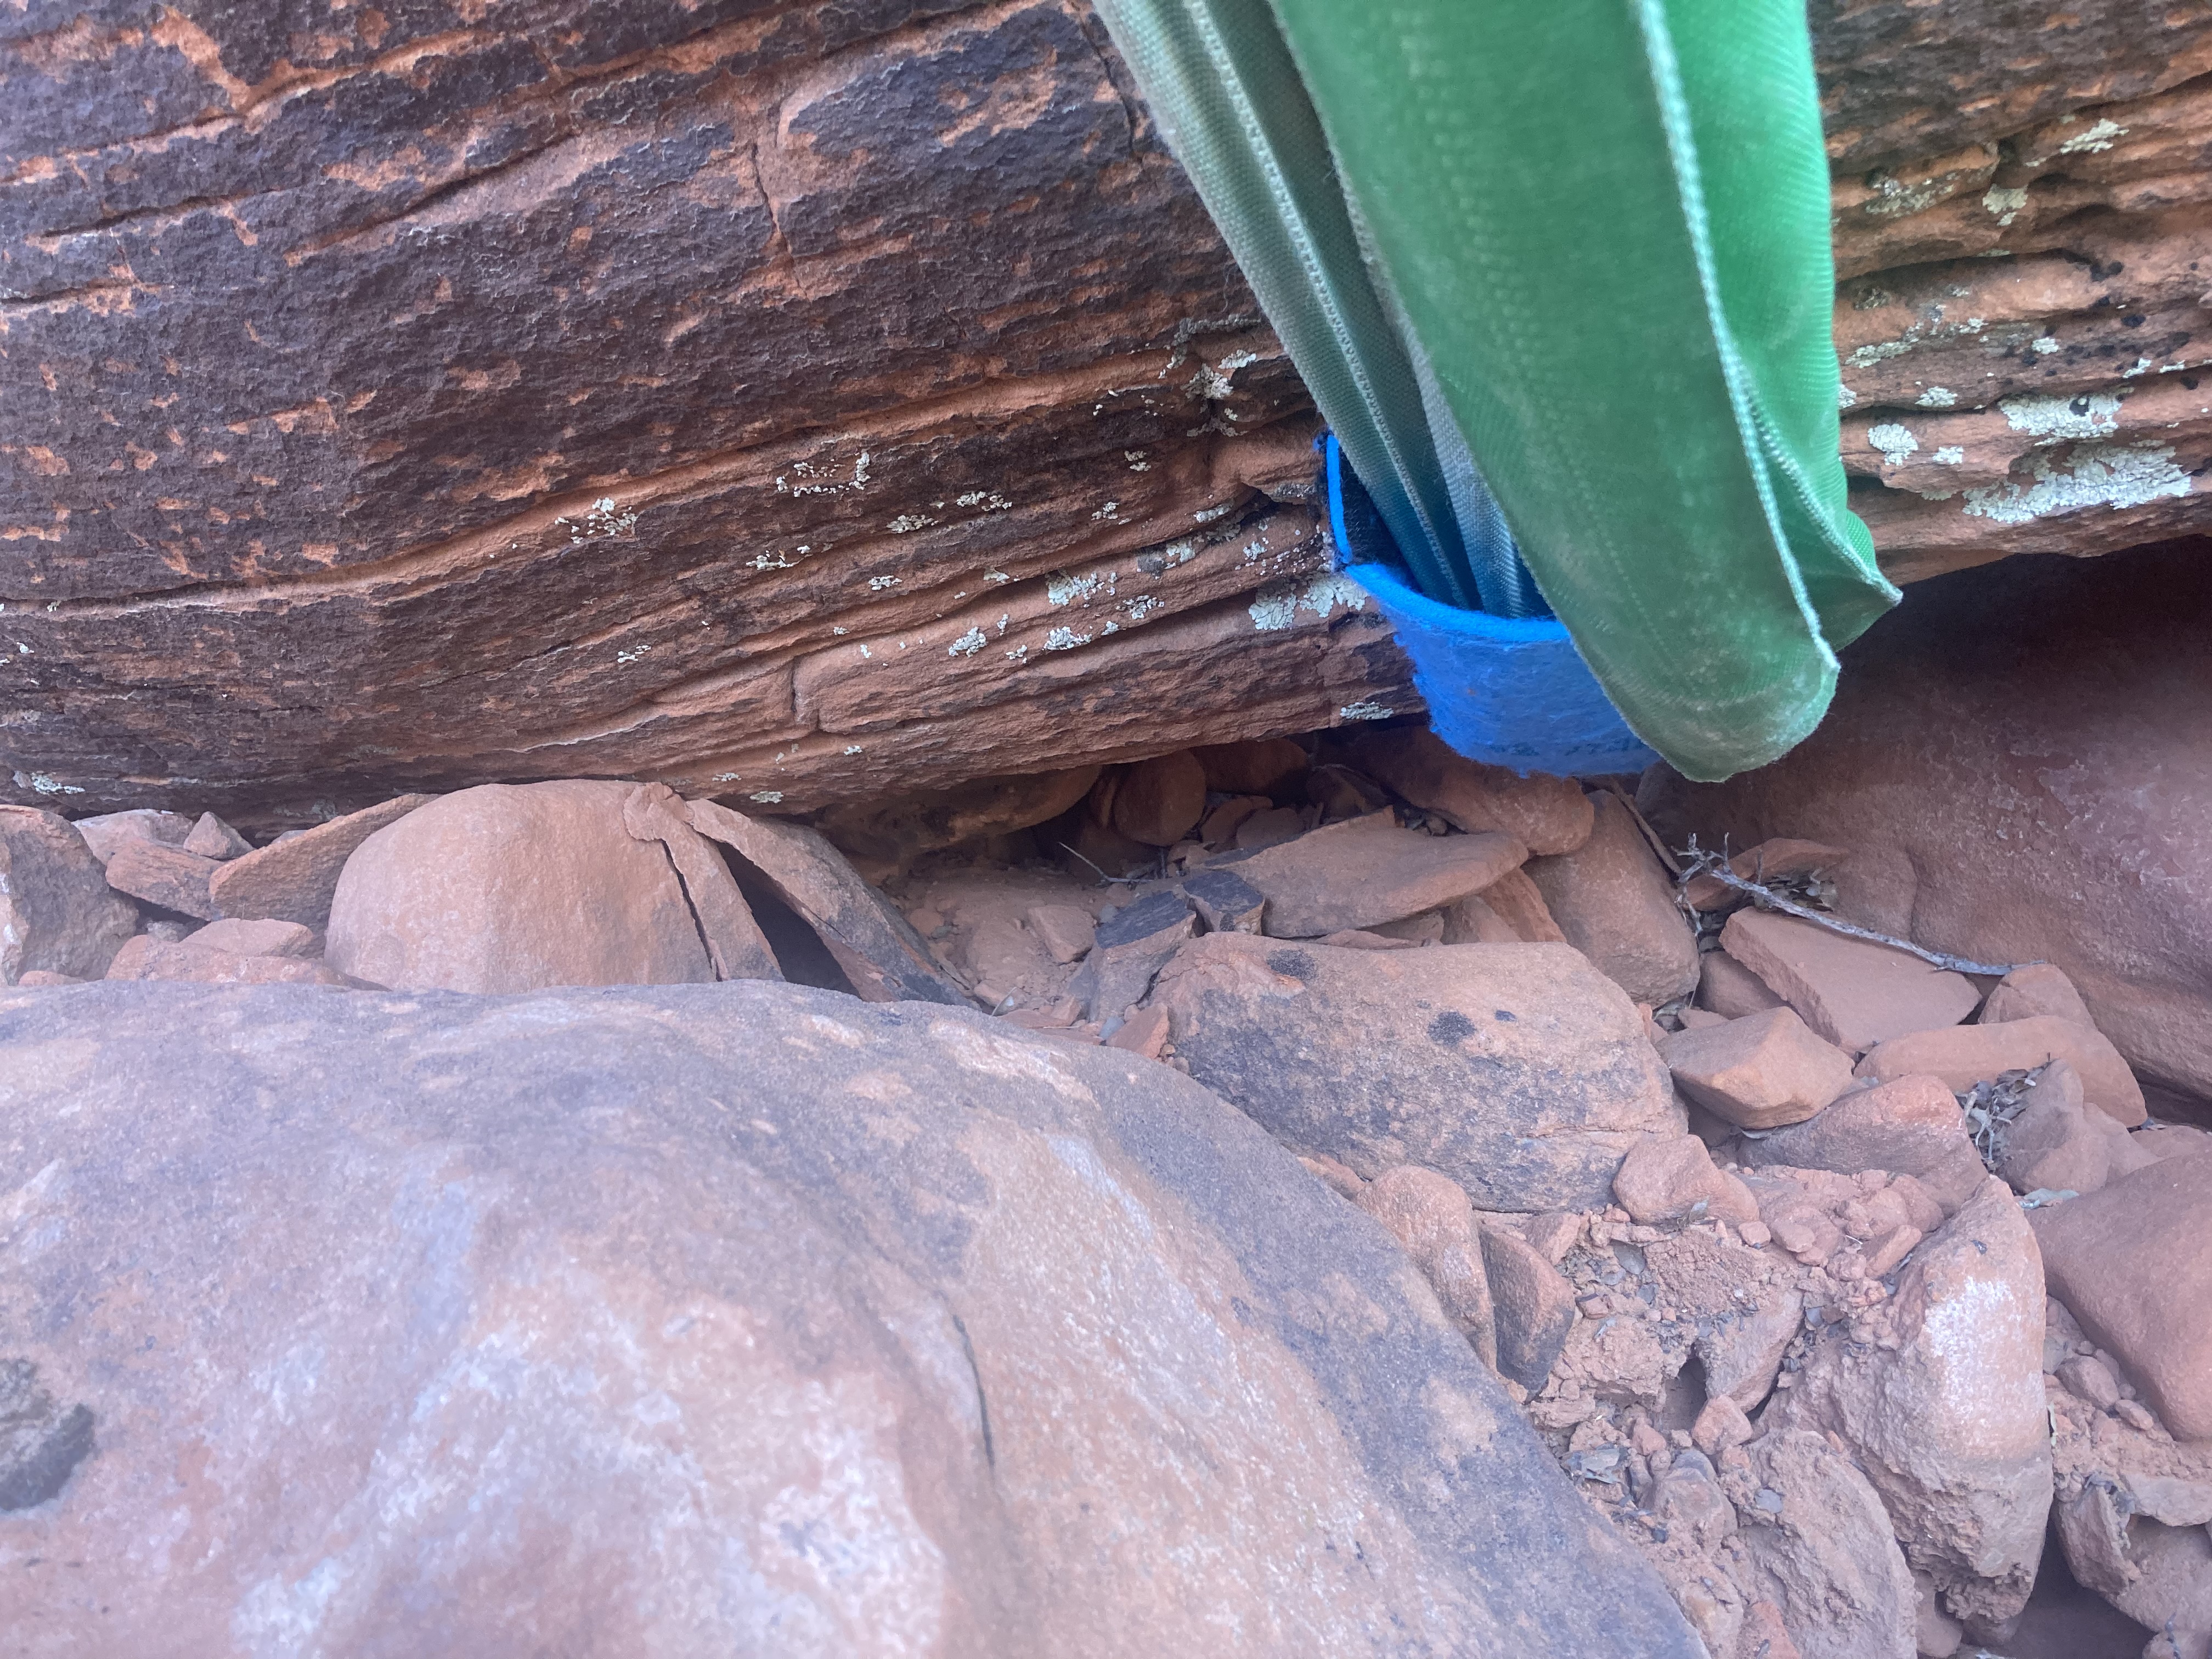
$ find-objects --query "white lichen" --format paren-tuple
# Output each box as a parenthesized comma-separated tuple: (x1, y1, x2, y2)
(1997, 392, 2120, 442)
(1916, 387, 1957, 408)
(1337, 701, 1393, 722)
(1249, 572, 1367, 631)
(1867, 423, 1920, 465)
(750, 791, 785, 804)
(886, 514, 937, 534)
(947, 627, 986, 658)
(1961, 441, 2189, 524)
(2056, 118, 2126, 155)
(1982, 185, 2028, 227)
(1933, 446, 1966, 465)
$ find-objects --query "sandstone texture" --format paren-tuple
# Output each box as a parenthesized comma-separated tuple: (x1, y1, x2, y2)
(1663, 1008, 1859, 1130)
(326, 781, 758, 992)
(1740, 1074, 1991, 1216)
(9, 1, 2212, 820)
(1647, 543, 2212, 1103)
(2030, 1156, 2212, 1441)
(0, 808, 137, 984)
(208, 795, 433, 927)
(1349, 727, 1595, 855)
(0, 978, 1702, 1657)
(1150, 934, 1684, 1211)
(1855, 1015, 2147, 1127)
(1223, 812, 1527, 939)
(1525, 795, 1700, 1007)
(1769, 1179, 2052, 1629)
(1720, 911, 1978, 1055)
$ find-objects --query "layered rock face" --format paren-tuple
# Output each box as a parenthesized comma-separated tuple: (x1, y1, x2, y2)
(6, 0, 2212, 819)
(0, 978, 1701, 1657)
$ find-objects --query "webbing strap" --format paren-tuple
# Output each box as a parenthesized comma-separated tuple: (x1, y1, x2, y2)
(1097, 0, 1899, 780)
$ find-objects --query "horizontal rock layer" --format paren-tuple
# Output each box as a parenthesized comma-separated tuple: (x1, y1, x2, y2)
(4, 0, 2209, 817)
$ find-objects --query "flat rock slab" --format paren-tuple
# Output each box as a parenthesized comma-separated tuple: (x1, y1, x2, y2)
(1523, 794, 1698, 1007)
(688, 797, 969, 1006)
(0, 980, 1700, 1659)
(210, 795, 433, 927)
(1150, 934, 1684, 1211)
(1721, 909, 1979, 1054)
(1855, 1014, 2148, 1127)
(1221, 814, 1526, 938)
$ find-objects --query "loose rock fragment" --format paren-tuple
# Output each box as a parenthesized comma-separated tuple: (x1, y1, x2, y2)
(1662, 1008, 1858, 1130)
(182, 812, 252, 861)
(1739, 1074, 1989, 1215)
(0, 808, 139, 983)
(1024, 903, 1099, 963)
(1179, 868, 1266, 935)
(1357, 1166, 1498, 1367)
(1525, 794, 1699, 1006)
(104, 936, 351, 986)
(210, 795, 435, 927)
(69, 809, 194, 867)
(1070, 889, 1195, 1020)
(183, 918, 319, 958)
(1720, 910, 1979, 1054)
(1109, 750, 1207, 847)
(1699, 950, 1786, 1019)
(1225, 812, 1526, 938)
(1977, 962, 2093, 1026)
(1612, 1134, 1760, 1227)
(1479, 1224, 1577, 1390)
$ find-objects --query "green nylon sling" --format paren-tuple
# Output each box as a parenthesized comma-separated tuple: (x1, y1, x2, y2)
(1094, 0, 1900, 781)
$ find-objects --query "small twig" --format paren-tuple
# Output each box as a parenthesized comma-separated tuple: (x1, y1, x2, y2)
(1058, 842, 1139, 886)
(1676, 843, 2021, 977)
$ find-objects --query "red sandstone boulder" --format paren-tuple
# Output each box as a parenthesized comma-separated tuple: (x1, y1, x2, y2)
(1524, 794, 1700, 1007)
(2029, 1157, 2212, 1442)
(1769, 1178, 2052, 1629)
(1662, 1008, 1859, 1130)
(1152, 935, 1684, 1211)
(1477, 1224, 1579, 1393)
(1697, 950, 1787, 1019)
(1611, 1133, 1760, 1227)
(1106, 751, 1208, 847)
(104, 935, 348, 988)
(101, 839, 222, 920)
(0, 809, 138, 985)
(69, 809, 194, 867)
(0, 978, 1706, 1657)
(1978, 963, 2092, 1027)
(326, 782, 764, 993)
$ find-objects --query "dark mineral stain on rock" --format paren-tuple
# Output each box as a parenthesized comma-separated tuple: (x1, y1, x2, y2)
(1267, 949, 1317, 982)
(0, 1359, 94, 1512)
(1428, 1009, 1476, 1045)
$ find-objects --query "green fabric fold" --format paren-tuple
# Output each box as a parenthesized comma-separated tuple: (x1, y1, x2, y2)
(1096, 0, 1898, 780)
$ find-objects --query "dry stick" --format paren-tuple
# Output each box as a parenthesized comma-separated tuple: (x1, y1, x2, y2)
(1058, 843, 1139, 886)
(1680, 855, 2022, 977)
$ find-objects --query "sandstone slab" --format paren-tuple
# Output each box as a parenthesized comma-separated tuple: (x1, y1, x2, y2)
(99, 839, 222, 920)
(622, 786, 783, 984)
(1221, 814, 1527, 939)
(1979, 963, 2093, 1028)
(326, 783, 728, 993)
(104, 935, 349, 988)
(1995, 1060, 2113, 1197)
(68, 810, 194, 867)
(1106, 751, 1207, 847)
(1855, 1016, 2147, 1127)
(1699, 949, 1787, 1019)
(1664, 1008, 1859, 1130)
(1740, 1074, 1989, 1215)
(1525, 794, 1699, 1007)
(0, 979, 1703, 1658)
(1769, 1178, 2052, 1628)
(1721, 911, 1978, 1055)
(1472, 867, 1567, 945)
(0, 809, 138, 985)
(2029, 1157, 2212, 1441)
(210, 796, 434, 928)
(1350, 727, 1594, 855)
(1152, 935, 1684, 1211)
(183, 918, 318, 959)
